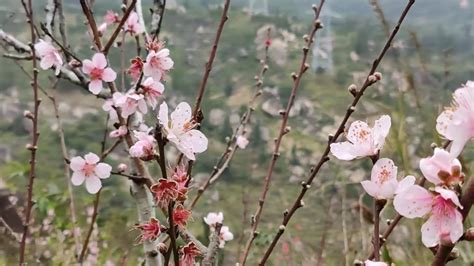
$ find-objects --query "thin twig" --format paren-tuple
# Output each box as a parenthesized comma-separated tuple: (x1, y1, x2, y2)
(258, 1, 415, 264)
(154, 126, 179, 265)
(102, 0, 138, 55)
(202, 223, 222, 265)
(54, 0, 70, 61)
(192, 0, 230, 118)
(19, 0, 40, 263)
(239, 3, 325, 264)
(79, 0, 103, 50)
(78, 189, 102, 262)
(151, 0, 166, 41)
(49, 82, 82, 254)
(188, 34, 270, 209)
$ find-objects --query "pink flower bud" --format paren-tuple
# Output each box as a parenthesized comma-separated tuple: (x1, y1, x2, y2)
(118, 163, 128, 172)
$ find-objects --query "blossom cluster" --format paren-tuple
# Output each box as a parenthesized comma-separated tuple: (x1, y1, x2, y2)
(330, 81, 473, 264)
(204, 212, 234, 248)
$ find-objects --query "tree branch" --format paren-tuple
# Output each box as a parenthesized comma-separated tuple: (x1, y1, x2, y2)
(18, 0, 41, 263)
(188, 33, 270, 209)
(239, 2, 325, 264)
(258, 1, 415, 264)
(202, 223, 222, 265)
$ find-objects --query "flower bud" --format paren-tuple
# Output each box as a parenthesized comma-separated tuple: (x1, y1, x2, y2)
(374, 72, 382, 80)
(465, 227, 474, 241)
(368, 75, 377, 83)
(23, 110, 34, 120)
(157, 242, 167, 255)
(118, 163, 128, 172)
(348, 84, 358, 96)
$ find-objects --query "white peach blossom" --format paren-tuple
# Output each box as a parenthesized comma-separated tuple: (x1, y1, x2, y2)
(436, 81, 474, 157)
(330, 115, 391, 160)
(158, 102, 208, 160)
(361, 158, 398, 199)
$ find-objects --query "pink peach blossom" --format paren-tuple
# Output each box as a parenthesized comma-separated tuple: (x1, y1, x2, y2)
(127, 57, 143, 81)
(125, 12, 144, 36)
(394, 184, 463, 247)
(436, 81, 474, 157)
(236, 135, 249, 149)
(69, 153, 112, 194)
(104, 10, 119, 24)
(143, 48, 174, 81)
(330, 115, 391, 160)
(34, 39, 63, 75)
(82, 53, 116, 95)
(129, 130, 156, 160)
(218, 226, 234, 248)
(361, 158, 398, 199)
(140, 77, 164, 109)
(109, 125, 127, 138)
(113, 91, 147, 118)
(102, 99, 118, 122)
(158, 102, 208, 160)
(419, 148, 464, 186)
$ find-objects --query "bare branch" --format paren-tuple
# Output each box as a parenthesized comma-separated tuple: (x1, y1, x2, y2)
(202, 223, 222, 265)
(258, 1, 416, 264)
(19, 0, 40, 263)
(240, 2, 326, 263)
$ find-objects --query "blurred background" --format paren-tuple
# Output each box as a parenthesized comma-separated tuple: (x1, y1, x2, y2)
(0, 0, 473, 265)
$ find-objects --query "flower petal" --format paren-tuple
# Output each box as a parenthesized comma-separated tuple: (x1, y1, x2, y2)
(95, 163, 112, 179)
(158, 102, 169, 128)
(171, 102, 192, 129)
(182, 129, 208, 153)
(102, 67, 117, 82)
(395, 175, 416, 194)
(88, 80, 103, 95)
(371, 158, 397, 183)
(330, 142, 357, 160)
(360, 180, 379, 198)
(378, 179, 398, 199)
(84, 153, 100, 164)
(434, 187, 463, 209)
(71, 171, 86, 186)
(82, 59, 94, 74)
(70, 156, 86, 171)
(449, 134, 470, 158)
(92, 53, 107, 69)
(436, 110, 454, 139)
(394, 184, 433, 218)
(419, 148, 452, 185)
(40, 57, 54, 70)
(85, 176, 102, 194)
(347, 120, 371, 144)
(372, 115, 391, 149)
